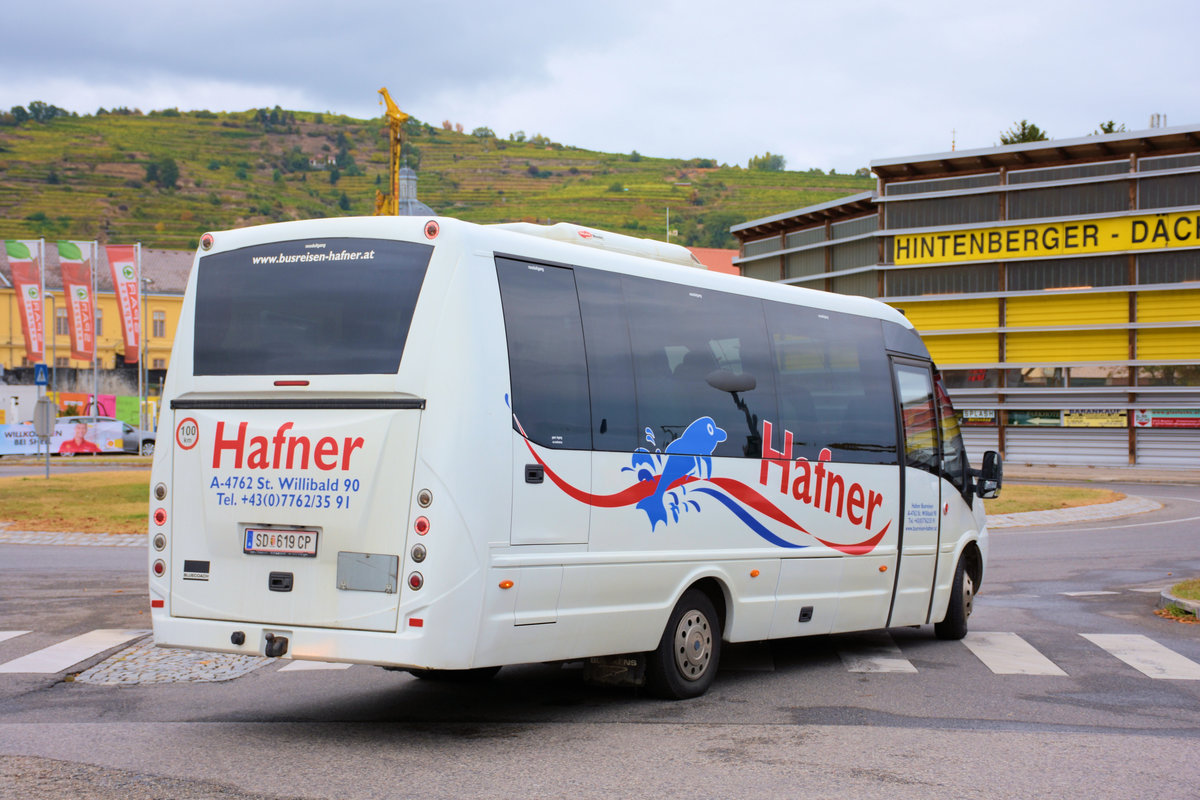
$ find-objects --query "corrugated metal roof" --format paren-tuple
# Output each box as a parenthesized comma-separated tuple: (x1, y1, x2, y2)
(870, 123, 1200, 180)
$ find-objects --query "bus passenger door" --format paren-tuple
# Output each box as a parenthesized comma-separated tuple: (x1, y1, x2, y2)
(888, 360, 942, 627)
(496, 256, 592, 546)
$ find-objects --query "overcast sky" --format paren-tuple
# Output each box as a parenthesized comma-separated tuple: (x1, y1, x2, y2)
(3, 1, 1198, 173)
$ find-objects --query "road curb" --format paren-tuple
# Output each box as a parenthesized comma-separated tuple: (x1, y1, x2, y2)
(1159, 589, 1200, 615)
(985, 495, 1162, 529)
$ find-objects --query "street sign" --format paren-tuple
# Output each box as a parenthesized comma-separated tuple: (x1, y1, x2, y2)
(34, 363, 49, 386)
(33, 397, 55, 438)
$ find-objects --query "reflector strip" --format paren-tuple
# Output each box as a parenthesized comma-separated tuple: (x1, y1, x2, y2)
(409, 618, 424, 628)
(151, 600, 164, 608)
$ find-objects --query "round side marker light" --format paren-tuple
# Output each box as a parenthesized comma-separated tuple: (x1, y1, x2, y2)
(879, 565, 888, 573)
(200, 233, 214, 251)
(750, 569, 760, 578)
(499, 580, 514, 590)
(414, 516, 430, 535)
(152, 559, 166, 577)
(153, 508, 167, 526)
(424, 220, 440, 240)
(408, 572, 424, 590)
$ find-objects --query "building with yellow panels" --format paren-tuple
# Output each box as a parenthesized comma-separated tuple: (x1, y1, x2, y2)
(1, 246, 189, 377)
(732, 125, 1200, 467)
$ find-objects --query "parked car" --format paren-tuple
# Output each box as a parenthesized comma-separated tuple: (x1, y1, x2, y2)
(58, 416, 156, 456)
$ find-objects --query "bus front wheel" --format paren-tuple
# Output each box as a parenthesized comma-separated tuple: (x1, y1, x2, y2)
(935, 555, 975, 640)
(646, 589, 721, 700)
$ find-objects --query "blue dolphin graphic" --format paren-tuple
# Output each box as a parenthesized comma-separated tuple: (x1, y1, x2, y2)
(636, 416, 727, 530)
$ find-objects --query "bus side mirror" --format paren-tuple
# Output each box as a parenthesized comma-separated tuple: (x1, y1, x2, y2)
(706, 369, 756, 394)
(975, 450, 1002, 499)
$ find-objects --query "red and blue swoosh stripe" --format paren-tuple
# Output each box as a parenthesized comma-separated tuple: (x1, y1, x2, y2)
(523, 440, 886, 555)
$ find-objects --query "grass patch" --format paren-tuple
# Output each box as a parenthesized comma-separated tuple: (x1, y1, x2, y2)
(983, 484, 1124, 515)
(1171, 578, 1200, 602)
(0, 470, 150, 534)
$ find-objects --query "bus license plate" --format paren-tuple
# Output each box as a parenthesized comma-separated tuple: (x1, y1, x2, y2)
(244, 528, 318, 557)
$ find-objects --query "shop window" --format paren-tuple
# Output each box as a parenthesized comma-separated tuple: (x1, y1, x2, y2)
(1138, 365, 1200, 386)
(940, 369, 1000, 389)
(1006, 368, 1066, 388)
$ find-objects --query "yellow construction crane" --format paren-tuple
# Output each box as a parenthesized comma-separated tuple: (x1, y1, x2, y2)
(374, 87, 410, 215)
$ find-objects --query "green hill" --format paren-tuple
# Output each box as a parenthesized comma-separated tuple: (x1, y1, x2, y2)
(0, 106, 872, 250)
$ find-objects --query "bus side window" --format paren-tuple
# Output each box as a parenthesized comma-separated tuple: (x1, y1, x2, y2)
(764, 303, 897, 464)
(935, 375, 969, 495)
(621, 275, 777, 458)
(496, 258, 592, 450)
(576, 269, 639, 452)
(893, 364, 939, 475)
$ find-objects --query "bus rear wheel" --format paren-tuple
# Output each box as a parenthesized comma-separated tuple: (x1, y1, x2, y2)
(935, 555, 975, 640)
(646, 589, 721, 700)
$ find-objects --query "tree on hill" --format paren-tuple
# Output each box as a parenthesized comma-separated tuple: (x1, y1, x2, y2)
(999, 120, 1048, 144)
(144, 157, 179, 189)
(748, 152, 786, 171)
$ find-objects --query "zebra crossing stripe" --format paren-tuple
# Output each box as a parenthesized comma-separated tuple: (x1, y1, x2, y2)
(1081, 634, 1200, 680)
(0, 629, 148, 674)
(837, 633, 918, 673)
(277, 660, 354, 672)
(963, 632, 1068, 676)
(0, 631, 31, 644)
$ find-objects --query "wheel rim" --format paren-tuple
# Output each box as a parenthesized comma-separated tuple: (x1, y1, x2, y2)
(962, 570, 975, 618)
(673, 608, 713, 682)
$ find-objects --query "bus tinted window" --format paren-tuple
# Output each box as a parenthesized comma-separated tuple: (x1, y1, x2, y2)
(622, 275, 777, 458)
(576, 269, 640, 452)
(935, 374, 969, 494)
(894, 363, 939, 474)
(764, 303, 897, 464)
(496, 258, 592, 450)
(193, 238, 431, 375)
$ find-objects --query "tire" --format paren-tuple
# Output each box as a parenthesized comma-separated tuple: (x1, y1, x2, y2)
(141, 441, 155, 456)
(406, 666, 501, 682)
(935, 555, 975, 640)
(646, 588, 721, 700)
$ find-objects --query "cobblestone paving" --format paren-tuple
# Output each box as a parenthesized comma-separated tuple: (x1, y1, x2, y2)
(73, 636, 271, 685)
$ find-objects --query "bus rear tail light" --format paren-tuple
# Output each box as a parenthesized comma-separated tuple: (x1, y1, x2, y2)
(408, 572, 424, 590)
(152, 559, 166, 578)
(153, 508, 167, 526)
(414, 516, 430, 535)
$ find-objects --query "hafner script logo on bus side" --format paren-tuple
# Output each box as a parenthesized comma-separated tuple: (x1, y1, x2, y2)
(211, 421, 365, 471)
(516, 408, 890, 554)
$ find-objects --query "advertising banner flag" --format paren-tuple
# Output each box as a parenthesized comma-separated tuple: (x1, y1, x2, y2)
(58, 240, 96, 361)
(6, 240, 44, 363)
(105, 244, 140, 364)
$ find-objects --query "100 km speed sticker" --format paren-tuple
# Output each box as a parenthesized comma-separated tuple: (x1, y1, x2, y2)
(176, 417, 199, 450)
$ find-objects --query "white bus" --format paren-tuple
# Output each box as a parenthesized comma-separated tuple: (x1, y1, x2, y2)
(148, 216, 1001, 699)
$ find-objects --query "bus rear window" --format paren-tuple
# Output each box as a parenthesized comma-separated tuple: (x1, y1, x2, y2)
(193, 238, 432, 375)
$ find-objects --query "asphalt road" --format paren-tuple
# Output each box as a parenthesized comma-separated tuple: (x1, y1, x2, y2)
(1, 482, 1199, 799)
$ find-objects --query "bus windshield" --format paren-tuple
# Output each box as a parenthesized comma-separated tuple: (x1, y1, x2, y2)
(192, 237, 432, 375)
